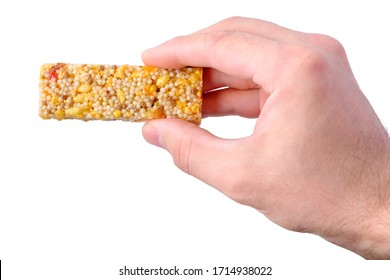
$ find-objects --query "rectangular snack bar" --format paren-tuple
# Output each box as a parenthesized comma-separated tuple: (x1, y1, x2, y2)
(39, 63, 203, 124)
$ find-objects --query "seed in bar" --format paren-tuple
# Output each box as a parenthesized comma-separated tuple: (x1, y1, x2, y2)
(39, 63, 203, 124)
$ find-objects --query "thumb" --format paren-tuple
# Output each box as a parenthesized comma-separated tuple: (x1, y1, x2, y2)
(142, 119, 246, 192)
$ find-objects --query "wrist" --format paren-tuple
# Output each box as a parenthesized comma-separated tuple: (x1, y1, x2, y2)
(357, 143, 390, 259)
(334, 207, 390, 259)
(357, 208, 390, 259)
(327, 139, 390, 259)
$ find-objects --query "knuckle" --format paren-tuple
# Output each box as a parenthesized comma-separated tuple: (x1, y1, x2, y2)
(220, 16, 246, 25)
(286, 34, 347, 77)
(223, 178, 245, 202)
(309, 34, 346, 56)
(288, 44, 332, 77)
(303, 49, 330, 72)
(205, 30, 232, 47)
(220, 167, 252, 205)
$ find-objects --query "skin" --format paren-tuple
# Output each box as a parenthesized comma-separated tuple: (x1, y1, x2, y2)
(141, 17, 390, 259)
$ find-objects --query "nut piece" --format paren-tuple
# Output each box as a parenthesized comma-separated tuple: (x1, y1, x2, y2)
(156, 74, 170, 87)
(78, 84, 92, 93)
(116, 89, 126, 104)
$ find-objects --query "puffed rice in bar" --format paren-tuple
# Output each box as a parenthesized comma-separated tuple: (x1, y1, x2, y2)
(39, 63, 203, 124)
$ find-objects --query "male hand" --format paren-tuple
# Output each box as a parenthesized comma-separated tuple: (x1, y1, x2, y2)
(142, 17, 390, 259)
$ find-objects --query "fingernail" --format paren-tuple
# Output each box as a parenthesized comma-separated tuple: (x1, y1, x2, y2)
(142, 121, 162, 148)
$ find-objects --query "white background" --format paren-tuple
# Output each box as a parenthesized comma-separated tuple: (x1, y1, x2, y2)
(1, 0, 389, 279)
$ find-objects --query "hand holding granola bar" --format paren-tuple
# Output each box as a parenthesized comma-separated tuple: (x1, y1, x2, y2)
(142, 17, 390, 259)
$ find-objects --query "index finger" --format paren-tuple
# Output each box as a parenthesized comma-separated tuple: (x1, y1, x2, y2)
(142, 30, 285, 93)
